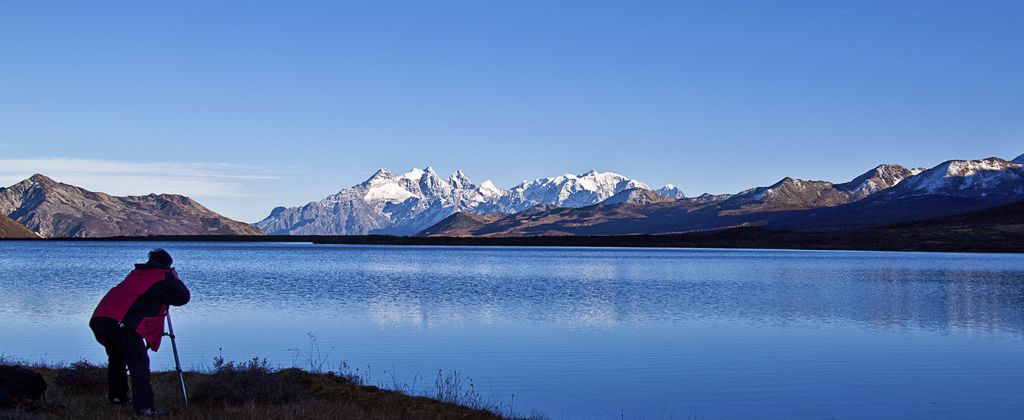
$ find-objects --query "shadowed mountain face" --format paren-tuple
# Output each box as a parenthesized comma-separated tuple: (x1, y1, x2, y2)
(0, 175, 264, 238)
(0, 214, 36, 238)
(420, 158, 1024, 237)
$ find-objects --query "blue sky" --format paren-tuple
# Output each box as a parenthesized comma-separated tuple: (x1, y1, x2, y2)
(1, 1, 1021, 222)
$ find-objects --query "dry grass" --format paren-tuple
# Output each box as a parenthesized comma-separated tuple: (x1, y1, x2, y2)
(0, 359, 521, 420)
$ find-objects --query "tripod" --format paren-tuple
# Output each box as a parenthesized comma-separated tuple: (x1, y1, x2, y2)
(164, 308, 189, 406)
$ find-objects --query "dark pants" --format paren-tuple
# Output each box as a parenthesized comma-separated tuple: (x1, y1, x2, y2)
(89, 317, 153, 412)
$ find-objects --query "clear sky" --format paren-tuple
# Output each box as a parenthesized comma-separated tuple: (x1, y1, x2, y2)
(1, 1, 1021, 222)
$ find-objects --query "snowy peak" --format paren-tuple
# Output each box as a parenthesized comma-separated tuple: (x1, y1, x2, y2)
(401, 167, 425, 180)
(358, 167, 463, 205)
(835, 164, 921, 200)
(362, 168, 398, 187)
(416, 167, 449, 195)
(447, 170, 473, 189)
(943, 158, 1014, 177)
(577, 170, 648, 192)
(656, 184, 685, 200)
(492, 170, 650, 212)
(477, 180, 504, 197)
(363, 179, 416, 204)
(894, 157, 1024, 195)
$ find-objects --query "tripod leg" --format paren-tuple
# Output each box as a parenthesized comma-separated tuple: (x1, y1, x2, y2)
(166, 309, 189, 406)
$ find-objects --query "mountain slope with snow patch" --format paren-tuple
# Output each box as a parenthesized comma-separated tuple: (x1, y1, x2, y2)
(256, 168, 654, 235)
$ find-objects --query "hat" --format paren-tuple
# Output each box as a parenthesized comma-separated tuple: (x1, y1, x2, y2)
(147, 249, 173, 267)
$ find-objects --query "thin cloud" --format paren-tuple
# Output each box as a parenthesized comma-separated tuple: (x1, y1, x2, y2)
(0, 157, 300, 198)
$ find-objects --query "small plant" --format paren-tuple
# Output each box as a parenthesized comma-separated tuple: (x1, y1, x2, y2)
(336, 361, 364, 386)
(434, 369, 485, 408)
(54, 360, 105, 394)
(287, 332, 336, 373)
(190, 356, 298, 405)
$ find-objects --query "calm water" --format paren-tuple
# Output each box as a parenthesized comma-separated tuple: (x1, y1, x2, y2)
(1, 242, 1023, 419)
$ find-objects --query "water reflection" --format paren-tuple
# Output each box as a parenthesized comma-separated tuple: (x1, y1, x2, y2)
(2, 243, 1023, 334)
(2, 242, 1024, 418)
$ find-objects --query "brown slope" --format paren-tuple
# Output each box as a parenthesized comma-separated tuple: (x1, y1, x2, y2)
(417, 212, 503, 237)
(0, 214, 37, 238)
(0, 174, 264, 238)
(373, 199, 1024, 253)
(445, 200, 707, 237)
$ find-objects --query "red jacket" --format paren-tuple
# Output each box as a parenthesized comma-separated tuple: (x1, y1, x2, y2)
(92, 264, 190, 351)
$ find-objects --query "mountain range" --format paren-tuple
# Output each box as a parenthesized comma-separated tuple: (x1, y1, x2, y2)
(0, 174, 262, 238)
(421, 156, 1024, 237)
(2, 153, 1022, 240)
(254, 168, 649, 235)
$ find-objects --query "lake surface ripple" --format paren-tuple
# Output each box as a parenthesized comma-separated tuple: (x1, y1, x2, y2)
(1, 242, 1023, 419)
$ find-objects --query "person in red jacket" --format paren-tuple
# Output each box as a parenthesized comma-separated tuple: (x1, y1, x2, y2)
(90, 249, 190, 416)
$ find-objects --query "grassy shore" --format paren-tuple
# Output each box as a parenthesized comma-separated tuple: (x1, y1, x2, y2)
(1, 358, 531, 419)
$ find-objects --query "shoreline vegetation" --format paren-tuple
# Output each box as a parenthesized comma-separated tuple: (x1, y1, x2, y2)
(1, 222, 1021, 254)
(0, 356, 538, 420)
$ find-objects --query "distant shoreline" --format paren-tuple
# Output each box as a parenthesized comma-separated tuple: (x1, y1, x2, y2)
(3, 226, 1021, 254)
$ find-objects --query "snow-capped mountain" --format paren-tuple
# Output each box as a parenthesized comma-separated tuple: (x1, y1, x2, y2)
(885, 157, 1024, 197)
(655, 185, 685, 199)
(834, 164, 925, 200)
(256, 167, 500, 235)
(477, 170, 649, 213)
(774, 156, 1024, 230)
(256, 168, 652, 235)
(419, 156, 1023, 237)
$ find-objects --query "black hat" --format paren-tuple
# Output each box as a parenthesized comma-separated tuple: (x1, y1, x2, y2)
(147, 249, 173, 267)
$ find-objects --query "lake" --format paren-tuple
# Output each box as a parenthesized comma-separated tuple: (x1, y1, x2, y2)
(1, 241, 1023, 419)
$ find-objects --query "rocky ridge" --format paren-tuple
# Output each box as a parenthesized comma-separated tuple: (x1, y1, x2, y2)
(0, 175, 264, 238)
